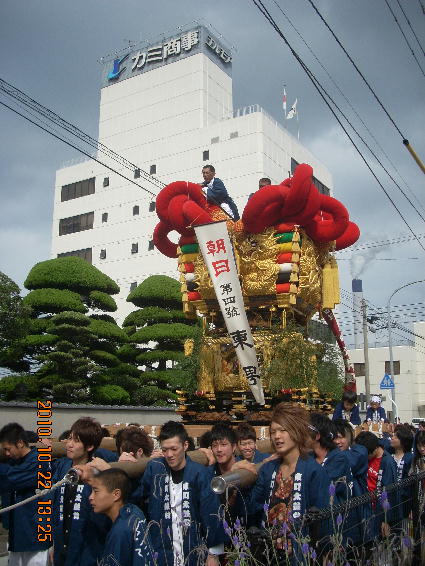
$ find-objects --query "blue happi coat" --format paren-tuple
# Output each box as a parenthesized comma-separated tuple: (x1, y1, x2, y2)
(344, 444, 371, 543)
(393, 451, 413, 518)
(249, 455, 330, 561)
(98, 503, 153, 566)
(332, 402, 361, 425)
(52, 457, 111, 566)
(370, 450, 401, 539)
(3, 447, 51, 552)
(140, 455, 224, 566)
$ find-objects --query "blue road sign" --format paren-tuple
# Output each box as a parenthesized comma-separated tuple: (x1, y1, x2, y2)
(380, 374, 395, 389)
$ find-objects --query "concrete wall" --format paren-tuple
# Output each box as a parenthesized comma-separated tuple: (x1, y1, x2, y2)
(0, 402, 179, 437)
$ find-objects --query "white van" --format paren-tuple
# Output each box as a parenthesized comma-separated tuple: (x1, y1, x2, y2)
(412, 418, 425, 428)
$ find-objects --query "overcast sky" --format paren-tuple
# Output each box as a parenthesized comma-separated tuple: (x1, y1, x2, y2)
(1, 0, 424, 339)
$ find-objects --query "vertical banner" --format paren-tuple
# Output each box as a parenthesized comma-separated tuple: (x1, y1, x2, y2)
(194, 221, 265, 405)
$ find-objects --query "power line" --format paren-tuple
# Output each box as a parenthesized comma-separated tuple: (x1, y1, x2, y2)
(306, 0, 408, 138)
(335, 232, 425, 253)
(251, 0, 425, 251)
(0, 100, 158, 198)
(0, 77, 165, 192)
(270, 0, 425, 217)
(396, 0, 425, 57)
(385, 0, 425, 76)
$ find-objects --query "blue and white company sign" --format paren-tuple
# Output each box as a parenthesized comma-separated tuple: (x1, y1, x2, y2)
(102, 26, 232, 87)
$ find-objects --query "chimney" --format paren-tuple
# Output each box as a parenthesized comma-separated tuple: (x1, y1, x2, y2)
(352, 278, 363, 348)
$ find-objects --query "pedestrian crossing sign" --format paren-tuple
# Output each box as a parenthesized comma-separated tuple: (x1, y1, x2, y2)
(380, 374, 395, 389)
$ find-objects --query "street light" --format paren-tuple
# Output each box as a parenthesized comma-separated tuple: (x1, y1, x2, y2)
(387, 279, 425, 422)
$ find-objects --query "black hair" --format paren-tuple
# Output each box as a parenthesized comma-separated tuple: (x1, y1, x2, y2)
(119, 427, 154, 457)
(333, 419, 354, 445)
(393, 425, 414, 453)
(187, 436, 196, 451)
(259, 177, 271, 185)
(210, 423, 237, 445)
(310, 413, 337, 451)
(96, 468, 131, 503)
(199, 430, 212, 449)
(202, 164, 215, 173)
(236, 422, 257, 442)
(0, 423, 29, 446)
(158, 421, 189, 445)
(355, 431, 379, 454)
(101, 427, 111, 438)
(25, 430, 39, 443)
(342, 390, 357, 404)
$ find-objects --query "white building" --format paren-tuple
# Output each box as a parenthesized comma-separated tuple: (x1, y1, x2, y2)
(51, 25, 333, 322)
(349, 321, 425, 423)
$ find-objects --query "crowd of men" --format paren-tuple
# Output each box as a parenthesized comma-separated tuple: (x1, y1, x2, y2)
(0, 402, 424, 566)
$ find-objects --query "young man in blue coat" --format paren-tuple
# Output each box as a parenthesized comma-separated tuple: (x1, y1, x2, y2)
(236, 423, 270, 464)
(355, 431, 400, 540)
(89, 468, 153, 565)
(332, 390, 361, 425)
(0, 422, 50, 566)
(52, 417, 111, 566)
(201, 165, 240, 220)
(139, 421, 224, 566)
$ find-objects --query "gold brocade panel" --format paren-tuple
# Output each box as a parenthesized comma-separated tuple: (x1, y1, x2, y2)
(198, 331, 278, 392)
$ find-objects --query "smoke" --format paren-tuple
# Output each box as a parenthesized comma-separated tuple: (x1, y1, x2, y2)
(350, 236, 390, 278)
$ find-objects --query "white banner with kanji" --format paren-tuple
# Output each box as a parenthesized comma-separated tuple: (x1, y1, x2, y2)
(194, 221, 265, 405)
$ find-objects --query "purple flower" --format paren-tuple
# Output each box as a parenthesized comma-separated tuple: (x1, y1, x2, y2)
(289, 532, 296, 540)
(263, 502, 269, 513)
(328, 483, 336, 497)
(153, 552, 158, 562)
(336, 513, 343, 526)
(232, 535, 240, 548)
(402, 535, 412, 548)
(287, 510, 293, 523)
(235, 518, 241, 531)
(301, 542, 309, 555)
(280, 522, 288, 535)
(272, 518, 277, 526)
(234, 561, 240, 566)
(311, 549, 317, 560)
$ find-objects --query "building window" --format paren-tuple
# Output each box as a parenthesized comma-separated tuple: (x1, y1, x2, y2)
(150, 164, 156, 175)
(59, 212, 94, 236)
(149, 201, 156, 212)
(133, 205, 140, 216)
(353, 362, 365, 377)
(290, 158, 299, 176)
(148, 239, 155, 251)
(385, 361, 400, 375)
(100, 249, 106, 260)
(103, 177, 109, 187)
(131, 243, 139, 254)
(130, 282, 137, 291)
(203, 150, 209, 161)
(211, 136, 219, 144)
(134, 168, 140, 179)
(102, 212, 108, 223)
(230, 131, 238, 139)
(57, 248, 92, 263)
(61, 177, 95, 202)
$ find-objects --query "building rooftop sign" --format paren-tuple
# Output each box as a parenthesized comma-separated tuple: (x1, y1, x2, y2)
(101, 25, 232, 88)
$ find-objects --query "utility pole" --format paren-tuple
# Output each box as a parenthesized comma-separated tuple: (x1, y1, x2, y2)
(361, 299, 371, 405)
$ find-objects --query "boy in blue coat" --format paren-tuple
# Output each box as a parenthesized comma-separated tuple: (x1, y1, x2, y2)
(0, 422, 50, 566)
(89, 468, 153, 565)
(139, 421, 224, 566)
(332, 390, 361, 425)
(366, 395, 386, 423)
(52, 417, 111, 566)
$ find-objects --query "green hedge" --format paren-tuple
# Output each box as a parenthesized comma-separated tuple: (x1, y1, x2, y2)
(127, 275, 181, 308)
(23, 334, 58, 347)
(88, 291, 117, 312)
(25, 257, 119, 295)
(90, 350, 120, 367)
(88, 319, 128, 343)
(50, 311, 90, 327)
(94, 384, 130, 405)
(123, 307, 187, 327)
(132, 323, 197, 343)
(23, 288, 86, 314)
